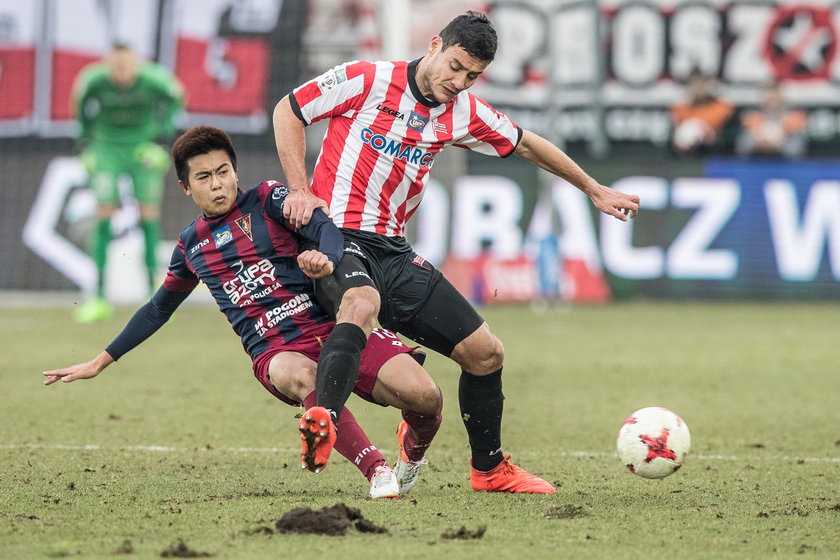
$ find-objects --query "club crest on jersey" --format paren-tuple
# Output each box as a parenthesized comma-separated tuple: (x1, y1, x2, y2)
(271, 184, 289, 199)
(235, 214, 253, 241)
(411, 255, 432, 270)
(407, 111, 429, 132)
(214, 225, 233, 248)
(317, 67, 347, 92)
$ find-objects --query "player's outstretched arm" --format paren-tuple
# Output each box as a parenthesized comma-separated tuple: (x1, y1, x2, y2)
(514, 129, 640, 221)
(43, 287, 190, 387)
(273, 95, 328, 228)
(43, 351, 114, 386)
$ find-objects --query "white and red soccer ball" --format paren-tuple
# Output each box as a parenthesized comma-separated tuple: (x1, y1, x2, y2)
(617, 407, 691, 479)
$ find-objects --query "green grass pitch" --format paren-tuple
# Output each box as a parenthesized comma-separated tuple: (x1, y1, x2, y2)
(2, 301, 839, 558)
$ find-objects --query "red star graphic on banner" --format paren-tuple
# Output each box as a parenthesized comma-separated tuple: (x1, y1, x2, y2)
(639, 428, 678, 463)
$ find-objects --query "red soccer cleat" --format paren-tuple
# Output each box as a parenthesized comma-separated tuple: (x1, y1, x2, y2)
(298, 406, 336, 474)
(470, 455, 555, 494)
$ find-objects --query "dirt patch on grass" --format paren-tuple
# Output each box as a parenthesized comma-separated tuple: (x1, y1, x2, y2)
(545, 504, 587, 519)
(114, 539, 134, 554)
(441, 525, 486, 539)
(270, 503, 387, 536)
(160, 538, 213, 558)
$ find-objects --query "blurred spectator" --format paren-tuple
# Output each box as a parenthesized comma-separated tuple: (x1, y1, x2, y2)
(736, 82, 808, 159)
(71, 44, 184, 323)
(670, 68, 734, 155)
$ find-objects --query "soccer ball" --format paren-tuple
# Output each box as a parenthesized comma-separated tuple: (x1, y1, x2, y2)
(616, 407, 691, 479)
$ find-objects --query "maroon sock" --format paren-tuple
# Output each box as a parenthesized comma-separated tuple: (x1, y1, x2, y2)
(303, 391, 385, 480)
(401, 409, 443, 462)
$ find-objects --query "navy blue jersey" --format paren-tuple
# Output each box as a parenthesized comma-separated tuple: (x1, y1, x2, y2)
(161, 180, 342, 359)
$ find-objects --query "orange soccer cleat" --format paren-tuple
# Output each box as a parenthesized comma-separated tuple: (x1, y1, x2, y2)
(470, 455, 555, 494)
(393, 421, 428, 494)
(298, 406, 336, 474)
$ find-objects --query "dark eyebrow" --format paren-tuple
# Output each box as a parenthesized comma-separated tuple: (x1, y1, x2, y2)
(194, 162, 229, 178)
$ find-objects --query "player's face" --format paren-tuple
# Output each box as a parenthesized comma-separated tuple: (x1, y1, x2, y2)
(107, 50, 139, 89)
(418, 36, 489, 103)
(180, 150, 238, 218)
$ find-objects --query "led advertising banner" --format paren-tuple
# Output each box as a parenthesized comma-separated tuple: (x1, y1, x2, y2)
(417, 160, 840, 302)
(581, 159, 840, 299)
(479, 0, 840, 146)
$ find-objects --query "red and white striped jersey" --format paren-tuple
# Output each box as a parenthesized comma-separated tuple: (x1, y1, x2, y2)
(290, 58, 522, 237)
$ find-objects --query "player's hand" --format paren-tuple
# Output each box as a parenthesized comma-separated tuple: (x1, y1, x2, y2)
(589, 184, 640, 222)
(297, 250, 335, 279)
(42, 361, 102, 385)
(284, 190, 329, 228)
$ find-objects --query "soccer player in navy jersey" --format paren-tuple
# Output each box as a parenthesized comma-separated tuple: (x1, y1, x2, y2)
(273, 11, 640, 493)
(43, 125, 443, 498)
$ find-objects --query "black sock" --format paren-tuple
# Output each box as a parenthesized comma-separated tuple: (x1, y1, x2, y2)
(459, 368, 504, 471)
(315, 323, 367, 420)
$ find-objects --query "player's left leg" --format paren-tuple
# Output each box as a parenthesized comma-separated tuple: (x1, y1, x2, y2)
(259, 347, 398, 498)
(132, 142, 169, 294)
(452, 323, 554, 493)
(370, 338, 442, 493)
(308, 253, 381, 425)
(351, 328, 442, 494)
(74, 145, 119, 323)
(375, 255, 503, 468)
(386, 266, 554, 494)
(138, 204, 161, 294)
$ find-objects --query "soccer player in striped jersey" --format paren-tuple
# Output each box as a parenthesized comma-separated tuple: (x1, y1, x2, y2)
(43, 126, 443, 499)
(273, 11, 640, 494)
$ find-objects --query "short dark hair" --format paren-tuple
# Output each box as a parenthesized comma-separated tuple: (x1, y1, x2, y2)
(171, 125, 237, 184)
(439, 10, 497, 62)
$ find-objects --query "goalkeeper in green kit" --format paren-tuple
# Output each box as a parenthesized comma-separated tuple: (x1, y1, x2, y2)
(72, 44, 184, 323)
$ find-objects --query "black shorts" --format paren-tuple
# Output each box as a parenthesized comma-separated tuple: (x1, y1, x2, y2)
(312, 229, 485, 357)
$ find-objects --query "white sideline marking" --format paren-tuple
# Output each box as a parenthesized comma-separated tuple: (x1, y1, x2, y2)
(562, 450, 840, 463)
(0, 443, 296, 453)
(2, 444, 839, 463)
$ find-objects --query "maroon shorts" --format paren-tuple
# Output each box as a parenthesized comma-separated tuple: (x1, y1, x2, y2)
(252, 325, 423, 407)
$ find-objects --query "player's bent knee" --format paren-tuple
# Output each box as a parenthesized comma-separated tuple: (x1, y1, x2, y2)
(337, 286, 380, 331)
(409, 376, 443, 415)
(374, 354, 442, 413)
(401, 386, 441, 416)
(268, 363, 316, 403)
(426, 384, 443, 415)
(477, 335, 505, 372)
(285, 367, 316, 402)
(451, 326, 504, 374)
